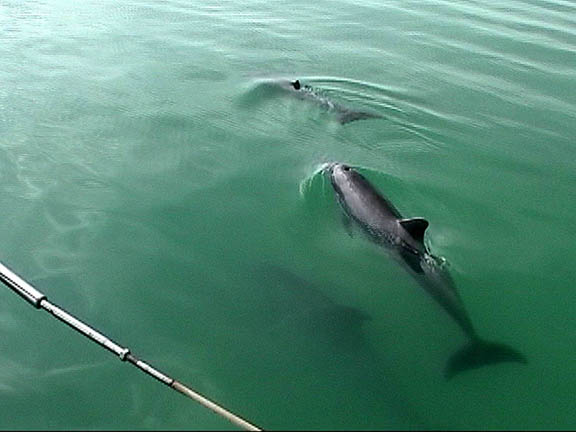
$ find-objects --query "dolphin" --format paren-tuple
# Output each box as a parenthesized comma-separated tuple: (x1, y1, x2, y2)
(255, 264, 373, 351)
(326, 162, 526, 378)
(283, 79, 382, 124)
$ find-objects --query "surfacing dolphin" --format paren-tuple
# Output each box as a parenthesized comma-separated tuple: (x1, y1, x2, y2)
(284, 79, 382, 124)
(326, 162, 526, 378)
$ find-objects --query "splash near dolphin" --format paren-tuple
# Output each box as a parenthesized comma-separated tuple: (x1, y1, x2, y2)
(326, 163, 526, 378)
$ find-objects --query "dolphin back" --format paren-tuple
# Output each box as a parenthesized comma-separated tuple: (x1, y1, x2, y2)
(336, 110, 382, 124)
(446, 338, 527, 379)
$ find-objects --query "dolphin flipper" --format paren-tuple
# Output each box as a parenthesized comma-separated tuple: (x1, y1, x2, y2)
(341, 212, 355, 237)
(336, 195, 356, 237)
(446, 339, 527, 379)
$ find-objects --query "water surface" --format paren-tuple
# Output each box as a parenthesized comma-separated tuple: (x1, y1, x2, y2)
(0, 0, 575, 429)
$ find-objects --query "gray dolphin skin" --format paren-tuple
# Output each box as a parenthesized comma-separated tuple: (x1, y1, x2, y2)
(285, 80, 382, 124)
(327, 162, 526, 378)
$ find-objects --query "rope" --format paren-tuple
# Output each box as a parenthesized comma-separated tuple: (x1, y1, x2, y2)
(0, 260, 262, 431)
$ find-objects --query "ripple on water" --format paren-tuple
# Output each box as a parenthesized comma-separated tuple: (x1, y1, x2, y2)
(0, 0, 575, 429)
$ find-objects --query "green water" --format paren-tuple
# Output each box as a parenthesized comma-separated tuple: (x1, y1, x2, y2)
(1, 0, 575, 429)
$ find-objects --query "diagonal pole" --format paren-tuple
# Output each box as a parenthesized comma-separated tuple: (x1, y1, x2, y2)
(0, 260, 262, 431)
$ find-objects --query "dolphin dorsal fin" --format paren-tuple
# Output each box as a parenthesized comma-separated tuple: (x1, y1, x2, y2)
(399, 218, 429, 244)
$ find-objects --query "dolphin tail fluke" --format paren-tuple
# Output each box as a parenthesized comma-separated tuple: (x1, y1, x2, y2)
(445, 339, 527, 379)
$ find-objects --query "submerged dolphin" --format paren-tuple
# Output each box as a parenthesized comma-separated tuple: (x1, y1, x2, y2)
(327, 163, 526, 378)
(256, 264, 373, 350)
(282, 79, 382, 124)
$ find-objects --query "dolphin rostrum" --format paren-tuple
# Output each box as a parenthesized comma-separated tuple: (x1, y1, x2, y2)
(327, 162, 526, 378)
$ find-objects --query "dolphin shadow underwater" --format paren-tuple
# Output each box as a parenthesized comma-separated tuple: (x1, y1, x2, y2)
(325, 163, 527, 378)
(246, 265, 433, 429)
(254, 264, 374, 353)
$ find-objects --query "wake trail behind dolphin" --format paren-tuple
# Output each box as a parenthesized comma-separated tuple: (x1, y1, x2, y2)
(289, 79, 383, 124)
(239, 78, 384, 125)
